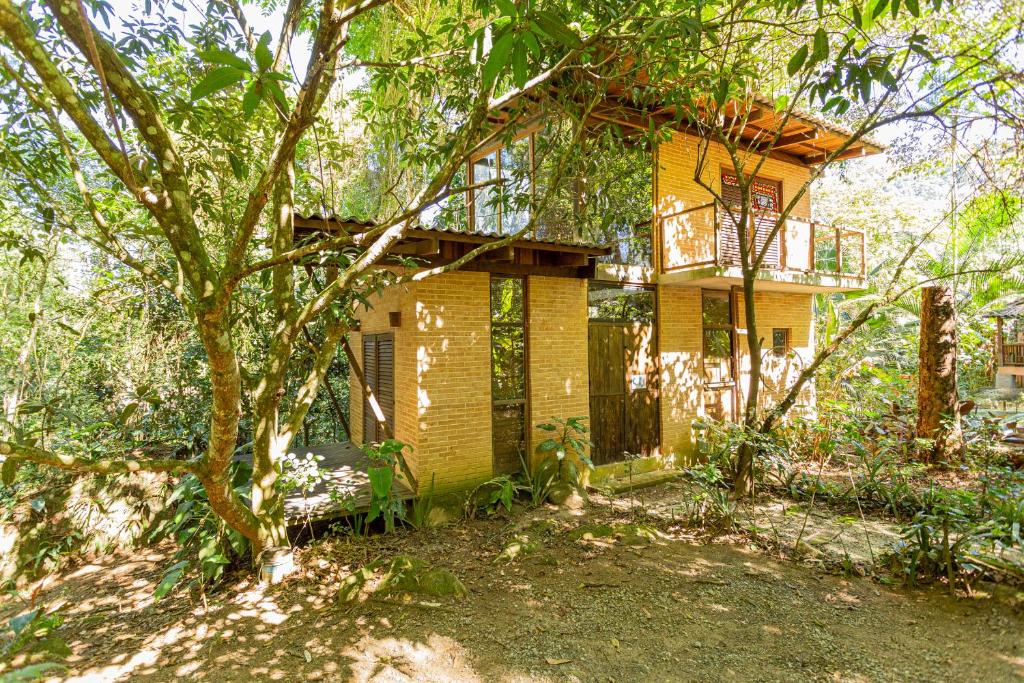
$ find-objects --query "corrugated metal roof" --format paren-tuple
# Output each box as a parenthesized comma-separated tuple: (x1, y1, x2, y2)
(294, 213, 611, 253)
(988, 297, 1024, 318)
(411, 223, 609, 250)
(294, 213, 376, 228)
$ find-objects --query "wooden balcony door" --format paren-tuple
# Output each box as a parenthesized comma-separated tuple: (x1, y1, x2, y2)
(588, 320, 660, 465)
(362, 332, 395, 444)
(720, 173, 782, 268)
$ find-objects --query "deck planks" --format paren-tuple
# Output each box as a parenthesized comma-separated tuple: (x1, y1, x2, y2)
(239, 442, 415, 524)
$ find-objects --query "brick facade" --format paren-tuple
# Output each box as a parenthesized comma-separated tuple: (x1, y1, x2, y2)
(345, 134, 826, 489)
(656, 131, 813, 272)
(526, 276, 590, 465)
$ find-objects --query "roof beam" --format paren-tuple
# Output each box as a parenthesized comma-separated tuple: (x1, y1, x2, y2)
(754, 129, 821, 152)
(802, 146, 869, 164)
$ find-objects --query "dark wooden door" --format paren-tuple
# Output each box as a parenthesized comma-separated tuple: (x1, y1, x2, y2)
(362, 333, 394, 443)
(589, 323, 626, 465)
(588, 322, 659, 465)
(624, 322, 660, 456)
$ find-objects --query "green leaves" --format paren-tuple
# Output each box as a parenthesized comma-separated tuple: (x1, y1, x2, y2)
(2, 458, 20, 487)
(154, 560, 188, 600)
(531, 10, 582, 48)
(190, 66, 245, 101)
(811, 27, 829, 66)
(192, 32, 290, 119)
(196, 48, 249, 71)
(787, 44, 808, 77)
(254, 31, 273, 72)
(483, 30, 515, 88)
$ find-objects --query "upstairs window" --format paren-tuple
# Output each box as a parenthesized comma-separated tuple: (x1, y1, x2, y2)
(470, 135, 532, 236)
(466, 124, 653, 267)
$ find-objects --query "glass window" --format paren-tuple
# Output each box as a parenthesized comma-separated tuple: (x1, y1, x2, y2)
(491, 276, 526, 474)
(588, 282, 655, 322)
(702, 291, 732, 326)
(491, 275, 524, 324)
(772, 328, 790, 355)
(500, 137, 531, 235)
(702, 290, 733, 383)
(473, 152, 500, 235)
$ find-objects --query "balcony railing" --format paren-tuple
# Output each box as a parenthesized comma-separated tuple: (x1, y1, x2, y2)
(660, 202, 866, 279)
(1001, 343, 1024, 367)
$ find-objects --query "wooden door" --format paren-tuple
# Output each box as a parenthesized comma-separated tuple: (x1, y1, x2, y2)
(589, 323, 625, 465)
(588, 322, 660, 465)
(624, 322, 660, 456)
(362, 333, 394, 444)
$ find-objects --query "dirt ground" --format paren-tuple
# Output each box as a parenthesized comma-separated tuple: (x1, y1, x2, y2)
(3, 484, 1023, 683)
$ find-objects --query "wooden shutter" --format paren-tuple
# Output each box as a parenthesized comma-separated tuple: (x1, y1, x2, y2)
(362, 335, 377, 443)
(719, 182, 743, 265)
(719, 175, 781, 268)
(376, 334, 395, 440)
(362, 333, 395, 443)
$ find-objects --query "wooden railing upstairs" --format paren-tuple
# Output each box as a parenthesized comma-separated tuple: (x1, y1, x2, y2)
(1002, 343, 1024, 367)
(659, 201, 866, 279)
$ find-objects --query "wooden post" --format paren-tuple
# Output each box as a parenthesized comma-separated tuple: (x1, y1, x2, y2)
(859, 230, 866, 277)
(995, 316, 1004, 370)
(916, 286, 963, 462)
(834, 227, 842, 274)
(809, 221, 816, 272)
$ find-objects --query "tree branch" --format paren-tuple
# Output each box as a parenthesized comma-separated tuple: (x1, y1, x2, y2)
(0, 441, 199, 475)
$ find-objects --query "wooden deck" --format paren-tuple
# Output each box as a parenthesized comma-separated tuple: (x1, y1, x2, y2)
(241, 442, 415, 524)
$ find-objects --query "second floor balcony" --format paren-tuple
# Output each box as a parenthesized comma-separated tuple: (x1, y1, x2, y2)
(658, 201, 867, 292)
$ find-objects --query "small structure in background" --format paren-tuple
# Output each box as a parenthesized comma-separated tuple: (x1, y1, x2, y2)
(989, 297, 1024, 398)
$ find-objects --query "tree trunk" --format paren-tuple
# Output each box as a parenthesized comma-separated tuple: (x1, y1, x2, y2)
(916, 285, 963, 462)
(736, 279, 759, 497)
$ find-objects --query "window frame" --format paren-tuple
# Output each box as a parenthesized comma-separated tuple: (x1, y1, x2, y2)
(468, 127, 539, 236)
(772, 328, 791, 356)
(701, 288, 736, 386)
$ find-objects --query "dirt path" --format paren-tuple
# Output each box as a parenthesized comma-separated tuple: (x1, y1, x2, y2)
(2, 492, 1022, 682)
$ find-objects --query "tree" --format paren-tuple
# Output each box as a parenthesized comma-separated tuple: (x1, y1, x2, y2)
(0, 0, 702, 560)
(916, 285, 963, 460)
(649, 0, 1024, 493)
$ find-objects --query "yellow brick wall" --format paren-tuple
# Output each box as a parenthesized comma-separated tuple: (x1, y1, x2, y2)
(734, 291, 816, 417)
(657, 286, 704, 463)
(657, 286, 816, 461)
(527, 276, 590, 465)
(656, 132, 813, 271)
(412, 271, 493, 492)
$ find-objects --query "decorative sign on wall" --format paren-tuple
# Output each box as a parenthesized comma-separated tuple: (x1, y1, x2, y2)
(630, 374, 647, 391)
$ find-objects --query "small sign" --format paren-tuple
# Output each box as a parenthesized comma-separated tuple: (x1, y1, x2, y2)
(630, 374, 647, 391)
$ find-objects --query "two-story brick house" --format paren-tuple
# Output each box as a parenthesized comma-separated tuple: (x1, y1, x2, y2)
(313, 99, 879, 493)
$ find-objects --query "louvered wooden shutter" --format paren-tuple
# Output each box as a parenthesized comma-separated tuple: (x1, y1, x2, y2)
(376, 334, 395, 441)
(361, 333, 395, 443)
(719, 183, 743, 265)
(362, 335, 377, 443)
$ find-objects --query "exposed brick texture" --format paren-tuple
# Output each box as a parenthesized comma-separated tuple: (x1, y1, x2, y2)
(345, 135, 827, 490)
(656, 131, 813, 272)
(527, 276, 590, 464)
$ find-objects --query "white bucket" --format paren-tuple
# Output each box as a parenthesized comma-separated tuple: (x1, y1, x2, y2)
(259, 546, 295, 585)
